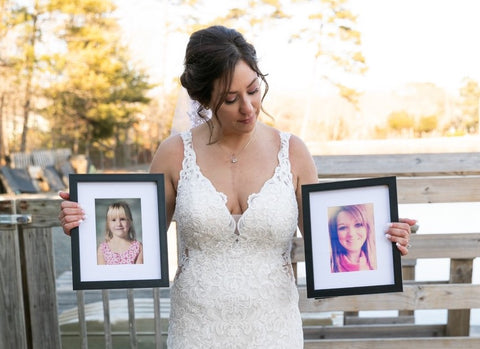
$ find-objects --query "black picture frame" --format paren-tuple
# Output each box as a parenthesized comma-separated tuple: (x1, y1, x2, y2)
(69, 173, 169, 290)
(302, 176, 402, 298)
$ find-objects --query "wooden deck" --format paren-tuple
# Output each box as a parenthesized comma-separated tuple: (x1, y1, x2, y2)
(1, 152, 480, 348)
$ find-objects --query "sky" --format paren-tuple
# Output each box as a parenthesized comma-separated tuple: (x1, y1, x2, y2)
(114, 0, 480, 94)
(350, 0, 480, 92)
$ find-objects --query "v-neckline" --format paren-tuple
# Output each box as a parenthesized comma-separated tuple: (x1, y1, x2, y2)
(194, 158, 279, 220)
(188, 132, 283, 221)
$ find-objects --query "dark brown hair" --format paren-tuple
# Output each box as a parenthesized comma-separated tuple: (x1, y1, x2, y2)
(180, 25, 269, 140)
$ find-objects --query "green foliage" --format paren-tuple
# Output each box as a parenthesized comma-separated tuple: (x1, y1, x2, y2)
(182, 0, 365, 109)
(443, 78, 479, 135)
(458, 78, 479, 133)
(42, 0, 153, 158)
(0, 0, 154, 165)
(415, 114, 438, 135)
(295, 0, 367, 108)
(387, 110, 414, 132)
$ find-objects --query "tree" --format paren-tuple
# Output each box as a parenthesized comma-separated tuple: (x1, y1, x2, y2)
(0, 0, 13, 161)
(5, 0, 53, 152)
(457, 78, 479, 134)
(44, 0, 153, 166)
(387, 110, 414, 135)
(415, 114, 438, 136)
(199, 0, 365, 104)
(168, 0, 366, 140)
(292, 0, 366, 103)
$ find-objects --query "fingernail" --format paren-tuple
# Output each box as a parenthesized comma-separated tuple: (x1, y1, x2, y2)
(385, 234, 392, 239)
(384, 223, 393, 232)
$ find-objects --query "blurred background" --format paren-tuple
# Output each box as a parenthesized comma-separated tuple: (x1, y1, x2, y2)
(1, 0, 479, 171)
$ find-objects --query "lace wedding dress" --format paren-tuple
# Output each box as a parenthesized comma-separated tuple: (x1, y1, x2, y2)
(167, 130, 303, 348)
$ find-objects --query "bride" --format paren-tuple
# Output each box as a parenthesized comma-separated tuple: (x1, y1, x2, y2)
(58, 25, 414, 348)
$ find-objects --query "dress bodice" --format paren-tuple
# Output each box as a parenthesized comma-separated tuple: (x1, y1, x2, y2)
(173, 130, 298, 254)
(168, 130, 303, 348)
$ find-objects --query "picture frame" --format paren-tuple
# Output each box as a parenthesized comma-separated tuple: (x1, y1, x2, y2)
(301, 176, 402, 298)
(69, 173, 169, 290)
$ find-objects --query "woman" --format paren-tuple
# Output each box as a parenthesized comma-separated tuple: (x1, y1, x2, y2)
(329, 204, 376, 273)
(59, 25, 414, 348)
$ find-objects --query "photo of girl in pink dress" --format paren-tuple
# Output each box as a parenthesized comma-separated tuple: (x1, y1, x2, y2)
(96, 200, 144, 265)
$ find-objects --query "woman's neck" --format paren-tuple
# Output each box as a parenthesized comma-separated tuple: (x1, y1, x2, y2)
(345, 250, 363, 264)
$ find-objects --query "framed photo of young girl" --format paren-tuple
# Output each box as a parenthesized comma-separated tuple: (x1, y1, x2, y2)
(69, 173, 169, 290)
(301, 176, 402, 298)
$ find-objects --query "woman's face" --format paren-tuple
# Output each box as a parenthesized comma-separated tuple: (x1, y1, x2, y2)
(213, 60, 261, 134)
(108, 211, 131, 239)
(336, 211, 367, 253)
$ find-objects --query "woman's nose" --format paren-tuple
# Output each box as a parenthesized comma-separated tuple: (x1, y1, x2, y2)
(239, 96, 254, 114)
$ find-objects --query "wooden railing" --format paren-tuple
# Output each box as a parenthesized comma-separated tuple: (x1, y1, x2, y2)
(0, 195, 62, 349)
(0, 194, 169, 349)
(1, 152, 479, 348)
(293, 152, 480, 348)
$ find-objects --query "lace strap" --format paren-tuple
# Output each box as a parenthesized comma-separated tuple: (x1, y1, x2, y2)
(275, 132, 293, 181)
(174, 131, 195, 224)
(179, 131, 196, 168)
(278, 132, 291, 164)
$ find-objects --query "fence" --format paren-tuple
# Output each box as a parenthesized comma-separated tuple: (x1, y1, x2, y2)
(293, 152, 480, 348)
(0, 152, 479, 348)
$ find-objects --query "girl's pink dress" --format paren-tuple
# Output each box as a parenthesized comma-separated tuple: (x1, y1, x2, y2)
(99, 240, 141, 265)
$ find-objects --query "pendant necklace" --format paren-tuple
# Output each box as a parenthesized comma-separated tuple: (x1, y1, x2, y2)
(219, 126, 257, 164)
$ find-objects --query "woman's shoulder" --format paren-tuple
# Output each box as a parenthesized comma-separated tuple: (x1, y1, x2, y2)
(278, 129, 310, 156)
(258, 123, 310, 156)
(273, 127, 317, 182)
(150, 133, 185, 173)
(157, 132, 186, 152)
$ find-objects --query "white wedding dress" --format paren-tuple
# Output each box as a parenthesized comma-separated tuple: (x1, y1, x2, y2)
(167, 130, 303, 348)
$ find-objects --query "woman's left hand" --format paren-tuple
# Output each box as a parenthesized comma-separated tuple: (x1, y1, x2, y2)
(385, 218, 417, 256)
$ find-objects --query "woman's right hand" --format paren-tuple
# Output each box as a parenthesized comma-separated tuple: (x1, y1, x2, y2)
(58, 191, 85, 236)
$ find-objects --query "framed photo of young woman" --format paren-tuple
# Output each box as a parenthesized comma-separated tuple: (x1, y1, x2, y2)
(301, 176, 402, 298)
(69, 173, 169, 290)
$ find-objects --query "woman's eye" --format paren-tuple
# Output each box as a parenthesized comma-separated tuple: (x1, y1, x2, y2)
(248, 87, 259, 95)
(355, 223, 364, 228)
(225, 98, 237, 105)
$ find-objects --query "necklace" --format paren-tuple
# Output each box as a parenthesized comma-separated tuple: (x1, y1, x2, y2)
(219, 126, 257, 164)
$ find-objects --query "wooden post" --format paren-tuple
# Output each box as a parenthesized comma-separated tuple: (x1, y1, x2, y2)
(153, 288, 163, 349)
(102, 289, 113, 349)
(446, 259, 473, 336)
(399, 226, 417, 320)
(127, 289, 138, 349)
(16, 197, 62, 348)
(76, 290, 88, 349)
(20, 225, 62, 348)
(0, 199, 28, 349)
(398, 258, 416, 320)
